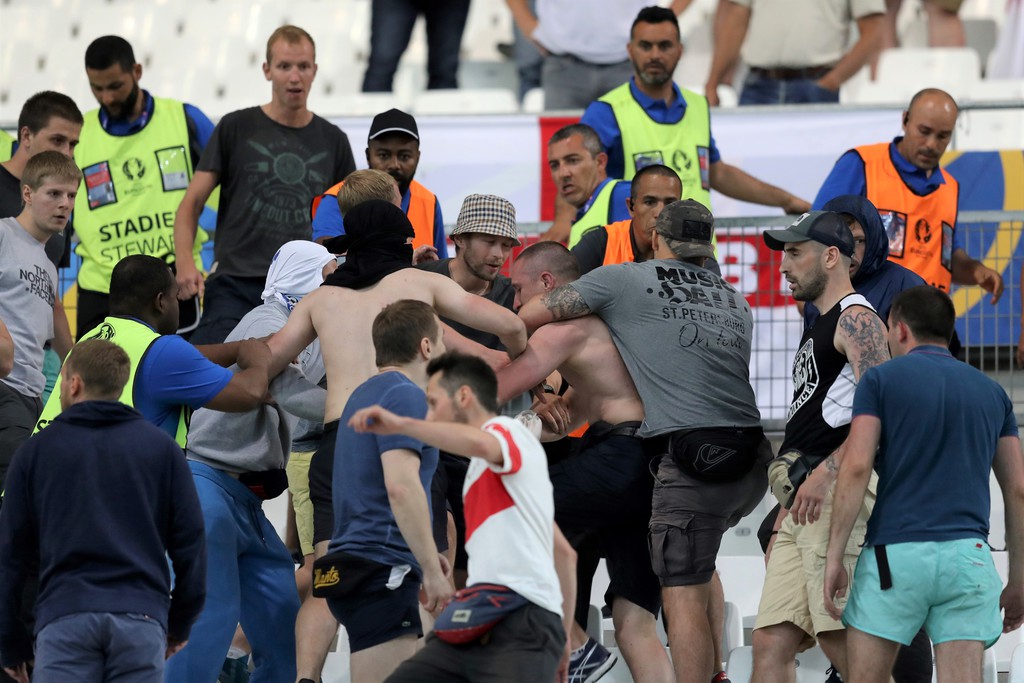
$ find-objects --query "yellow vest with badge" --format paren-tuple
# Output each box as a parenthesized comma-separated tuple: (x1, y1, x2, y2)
(598, 83, 713, 209)
(34, 316, 189, 447)
(74, 98, 206, 293)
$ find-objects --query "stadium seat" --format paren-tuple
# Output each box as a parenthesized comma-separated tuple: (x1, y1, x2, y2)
(1010, 643, 1024, 683)
(460, 0, 514, 61)
(459, 60, 518, 93)
(411, 88, 519, 115)
(717, 555, 767, 630)
(521, 87, 545, 113)
(871, 47, 982, 103)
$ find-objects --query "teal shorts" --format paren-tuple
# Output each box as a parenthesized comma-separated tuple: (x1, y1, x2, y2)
(843, 538, 1003, 647)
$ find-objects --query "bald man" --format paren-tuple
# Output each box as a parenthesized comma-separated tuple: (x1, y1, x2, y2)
(813, 88, 1002, 303)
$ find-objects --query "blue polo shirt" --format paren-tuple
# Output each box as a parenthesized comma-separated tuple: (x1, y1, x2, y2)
(130, 320, 234, 439)
(576, 177, 632, 225)
(581, 78, 722, 179)
(812, 137, 964, 252)
(311, 185, 448, 257)
(853, 345, 1017, 546)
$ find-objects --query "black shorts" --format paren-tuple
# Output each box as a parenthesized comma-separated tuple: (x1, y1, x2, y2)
(386, 602, 564, 683)
(429, 459, 451, 553)
(549, 423, 661, 616)
(326, 566, 422, 653)
(309, 420, 340, 546)
(438, 452, 469, 570)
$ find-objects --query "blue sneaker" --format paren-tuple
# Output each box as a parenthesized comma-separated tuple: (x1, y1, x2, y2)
(825, 665, 843, 683)
(568, 638, 617, 683)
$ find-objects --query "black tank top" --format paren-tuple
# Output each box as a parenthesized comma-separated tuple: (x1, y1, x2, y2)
(780, 293, 876, 462)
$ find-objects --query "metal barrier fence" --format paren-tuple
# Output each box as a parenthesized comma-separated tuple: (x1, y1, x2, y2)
(55, 210, 1022, 430)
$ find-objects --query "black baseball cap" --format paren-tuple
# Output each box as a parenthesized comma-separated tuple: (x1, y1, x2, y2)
(654, 199, 715, 258)
(368, 108, 418, 141)
(763, 211, 855, 257)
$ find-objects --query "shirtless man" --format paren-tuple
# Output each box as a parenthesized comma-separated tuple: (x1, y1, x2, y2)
(266, 201, 525, 682)
(497, 242, 673, 683)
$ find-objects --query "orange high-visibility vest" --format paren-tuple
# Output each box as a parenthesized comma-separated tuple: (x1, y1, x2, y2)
(310, 178, 438, 250)
(601, 220, 636, 267)
(855, 142, 958, 292)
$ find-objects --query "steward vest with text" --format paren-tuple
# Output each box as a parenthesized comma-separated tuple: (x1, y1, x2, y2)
(74, 98, 205, 293)
(34, 316, 189, 447)
(311, 178, 438, 250)
(855, 142, 958, 292)
(602, 220, 636, 266)
(598, 83, 712, 208)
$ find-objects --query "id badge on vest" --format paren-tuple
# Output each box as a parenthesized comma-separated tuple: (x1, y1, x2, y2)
(84, 161, 117, 209)
(879, 209, 907, 258)
(155, 145, 190, 191)
(941, 222, 953, 271)
(697, 146, 710, 191)
(633, 150, 664, 172)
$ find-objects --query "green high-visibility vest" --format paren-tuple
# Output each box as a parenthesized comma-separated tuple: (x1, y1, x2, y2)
(568, 179, 629, 248)
(598, 83, 713, 209)
(74, 98, 207, 293)
(0, 129, 14, 162)
(35, 316, 189, 447)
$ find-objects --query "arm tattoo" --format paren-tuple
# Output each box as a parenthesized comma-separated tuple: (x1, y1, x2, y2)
(541, 285, 591, 321)
(838, 307, 890, 379)
(825, 452, 839, 475)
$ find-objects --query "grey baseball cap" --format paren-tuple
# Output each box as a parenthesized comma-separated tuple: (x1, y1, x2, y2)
(654, 199, 715, 259)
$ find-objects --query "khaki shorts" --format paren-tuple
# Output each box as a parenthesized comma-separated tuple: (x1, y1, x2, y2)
(286, 450, 316, 557)
(754, 474, 876, 650)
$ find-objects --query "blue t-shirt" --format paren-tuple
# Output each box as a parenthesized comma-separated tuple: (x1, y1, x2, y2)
(577, 177, 632, 225)
(133, 327, 233, 439)
(330, 372, 439, 570)
(311, 185, 449, 257)
(812, 137, 964, 252)
(581, 78, 722, 180)
(853, 345, 1017, 545)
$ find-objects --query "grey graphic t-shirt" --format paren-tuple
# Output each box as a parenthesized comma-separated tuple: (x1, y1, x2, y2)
(0, 217, 56, 397)
(570, 258, 761, 437)
(199, 107, 356, 279)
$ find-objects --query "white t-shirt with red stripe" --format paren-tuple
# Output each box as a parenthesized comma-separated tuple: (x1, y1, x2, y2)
(462, 416, 563, 617)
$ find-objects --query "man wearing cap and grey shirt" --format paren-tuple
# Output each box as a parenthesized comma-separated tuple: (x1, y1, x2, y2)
(417, 193, 522, 587)
(520, 199, 771, 683)
(312, 108, 447, 257)
(751, 211, 890, 683)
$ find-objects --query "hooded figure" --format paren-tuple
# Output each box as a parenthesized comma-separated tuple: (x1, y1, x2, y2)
(322, 200, 415, 290)
(803, 195, 925, 329)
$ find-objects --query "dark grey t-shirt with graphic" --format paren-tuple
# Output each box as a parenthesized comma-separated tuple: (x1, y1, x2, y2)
(570, 258, 761, 437)
(199, 107, 355, 279)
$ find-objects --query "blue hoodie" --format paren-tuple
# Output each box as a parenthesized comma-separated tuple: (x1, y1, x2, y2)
(0, 401, 206, 668)
(804, 195, 925, 329)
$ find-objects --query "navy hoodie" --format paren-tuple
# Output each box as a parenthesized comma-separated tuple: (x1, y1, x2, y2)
(804, 195, 925, 329)
(0, 401, 206, 668)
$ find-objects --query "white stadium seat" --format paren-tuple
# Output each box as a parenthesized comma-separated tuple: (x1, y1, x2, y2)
(412, 88, 518, 115)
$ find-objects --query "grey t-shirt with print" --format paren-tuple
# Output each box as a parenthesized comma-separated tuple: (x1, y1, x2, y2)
(0, 217, 56, 397)
(570, 258, 761, 437)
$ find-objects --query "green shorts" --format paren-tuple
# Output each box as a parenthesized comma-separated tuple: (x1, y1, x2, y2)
(843, 538, 1003, 647)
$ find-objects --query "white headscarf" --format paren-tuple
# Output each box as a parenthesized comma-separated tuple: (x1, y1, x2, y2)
(261, 241, 336, 311)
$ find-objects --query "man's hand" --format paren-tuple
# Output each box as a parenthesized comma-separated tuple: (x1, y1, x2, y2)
(236, 338, 271, 371)
(783, 196, 812, 215)
(420, 563, 455, 615)
(705, 83, 721, 107)
(2, 662, 29, 683)
(974, 264, 1004, 304)
(790, 466, 833, 526)
(1001, 582, 1024, 633)
(176, 261, 205, 300)
(823, 557, 848, 621)
(412, 245, 439, 264)
(555, 639, 570, 683)
(349, 405, 406, 436)
(483, 348, 511, 374)
(166, 639, 188, 660)
(532, 392, 570, 435)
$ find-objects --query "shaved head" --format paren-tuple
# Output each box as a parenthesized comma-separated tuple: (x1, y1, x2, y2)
(899, 88, 958, 171)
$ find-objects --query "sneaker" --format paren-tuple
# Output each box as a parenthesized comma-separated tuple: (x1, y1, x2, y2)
(711, 672, 732, 683)
(825, 665, 843, 683)
(217, 656, 250, 683)
(568, 638, 617, 683)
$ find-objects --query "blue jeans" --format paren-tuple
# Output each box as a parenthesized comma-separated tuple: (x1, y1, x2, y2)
(738, 72, 840, 105)
(163, 462, 300, 683)
(362, 0, 471, 91)
(33, 612, 165, 683)
(189, 274, 265, 345)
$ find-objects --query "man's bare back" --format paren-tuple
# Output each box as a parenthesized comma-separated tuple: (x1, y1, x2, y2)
(498, 315, 643, 429)
(269, 269, 526, 422)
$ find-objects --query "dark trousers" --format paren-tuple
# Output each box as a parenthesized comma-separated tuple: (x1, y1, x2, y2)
(385, 603, 564, 683)
(190, 274, 265, 346)
(0, 382, 42, 495)
(362, 0, 471, 92)
(739, 72, 840, 105)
